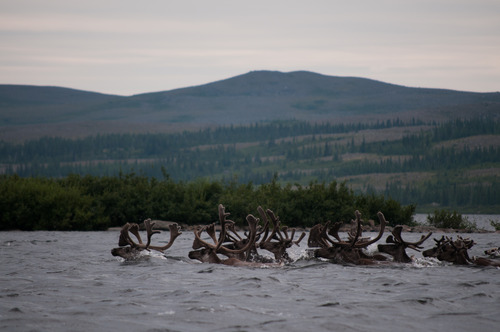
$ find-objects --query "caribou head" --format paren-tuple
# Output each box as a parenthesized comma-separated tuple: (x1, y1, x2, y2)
(422, 236, 474, 265)
(377, 226, 432, 263)
(111, 219, 182, 259)
(422, 236, 500, 267)
(188, 204, 266, 266)
(309, 211, 387, 265)
(256, 206, 306, 263)
(484, 247, 500, 258)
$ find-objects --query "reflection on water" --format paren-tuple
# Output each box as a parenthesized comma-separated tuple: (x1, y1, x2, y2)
(1, 228, 499, 332)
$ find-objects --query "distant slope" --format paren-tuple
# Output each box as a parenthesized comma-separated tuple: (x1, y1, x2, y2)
(0, 85, 122, 125)
(130, 71, 500, 124)
(1, 71, 500, 141)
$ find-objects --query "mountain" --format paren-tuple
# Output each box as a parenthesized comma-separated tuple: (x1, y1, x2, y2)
(1, 70, 499, 141)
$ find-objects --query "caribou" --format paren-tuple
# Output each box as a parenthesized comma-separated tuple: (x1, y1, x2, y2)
(484, 247, 500, 258)
(307, 211, 389, 265)
(110, 204, 499, 269)
(187, 205, 306, 266)
(111, 219, 181, 259)
(256, 206, 306, 263)
(188, 204, 280, 267)
(422, 235, 500, 267)
(377, 226, 432, 263)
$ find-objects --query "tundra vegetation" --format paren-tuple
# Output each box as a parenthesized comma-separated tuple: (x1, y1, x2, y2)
(1, 117, 499, 213)
(0, 173, 413, 231)
(426, 209, 477, 231)
(490, 220, 500, 231)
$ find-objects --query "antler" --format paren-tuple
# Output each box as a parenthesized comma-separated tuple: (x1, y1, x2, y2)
(257, 206, 271, 245)
(113, 219, 181, 259)
(258, 208, 282, 245)
(318, 211, 386, 249)
(192, 224, 218, 250)
(306, 220, 342, 248)
(147, 223, 182, 252)
(225, 221, 243, 242)
(215, 204, 232, 251)
(118, 219, 160, 250)
(390, 226, 432, 251)
(308, 223, 327, 247)
(293, 231, 306, 246)
(353, 211, 387, 248)
(348, 210, 362, 247)
(265, 209, 305, 245)
(254, 208, 305, 262)
(217, 214, 259, 257)
(191, 205, 260, 259)
(118, 223, 137, 247)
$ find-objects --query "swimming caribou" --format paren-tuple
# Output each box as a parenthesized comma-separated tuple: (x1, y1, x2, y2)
(422, 235, 500, 267)
(307, 210, 389, 265)
(111, 219, 181, 259)
(377, 225, 432, 263)
(111, 204, 499, 268)
(188, 204, 281, 267)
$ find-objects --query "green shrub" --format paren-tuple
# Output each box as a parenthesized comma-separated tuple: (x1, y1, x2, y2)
(426, 209, 476, 230)
(490, 220, 500, 231)
(0, 173, 418, 230)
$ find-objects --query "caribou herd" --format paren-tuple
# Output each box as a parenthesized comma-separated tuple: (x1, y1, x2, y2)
(111, 204, 500, 268)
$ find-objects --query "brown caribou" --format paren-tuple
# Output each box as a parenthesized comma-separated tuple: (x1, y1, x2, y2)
(214, 212, 268, 262)
(307, 210, 388, 265)
(422, 236, 500, 267)
(111, 219, 181, 259)
(256, 206, 306, 263)
(377, 226, 432, 263)
(188, 204, 279, 267)
(422, 235, 474, 265)
(484, 247, 500, 258)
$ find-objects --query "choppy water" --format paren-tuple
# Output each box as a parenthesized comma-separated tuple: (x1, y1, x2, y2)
(1, 229, 499, 332)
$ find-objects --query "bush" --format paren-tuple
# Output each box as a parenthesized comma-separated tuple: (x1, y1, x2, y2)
(426, 209, 476, 230)
(490, 220, 500, 231)
(0, 174, 418, 230)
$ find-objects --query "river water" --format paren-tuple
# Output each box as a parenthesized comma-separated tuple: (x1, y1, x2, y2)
(1, 228, 499, 332)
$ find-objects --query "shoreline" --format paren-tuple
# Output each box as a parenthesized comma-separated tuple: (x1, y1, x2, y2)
(106, 219, 499, 234)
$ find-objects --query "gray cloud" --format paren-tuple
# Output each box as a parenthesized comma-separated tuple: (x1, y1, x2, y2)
(1, 0, 499, 95)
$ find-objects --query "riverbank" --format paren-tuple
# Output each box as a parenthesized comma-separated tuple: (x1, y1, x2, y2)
(108, 215, 500, 234)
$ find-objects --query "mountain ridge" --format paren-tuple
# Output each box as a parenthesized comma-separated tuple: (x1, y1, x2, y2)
(1, 70, 499, 141)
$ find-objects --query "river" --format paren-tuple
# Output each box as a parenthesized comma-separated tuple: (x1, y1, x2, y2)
(1, 226, 499, 332)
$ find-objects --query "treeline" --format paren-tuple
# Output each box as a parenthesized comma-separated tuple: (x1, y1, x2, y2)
(384, 178, 500, 208)
(0, 173, 414, 231)
(1, 118, 497, 178)
(1, 117, 499, 212)
(0, 118, 417, 165)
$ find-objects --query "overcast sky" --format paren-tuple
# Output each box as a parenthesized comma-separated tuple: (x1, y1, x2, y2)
(1, 0, 499, 95)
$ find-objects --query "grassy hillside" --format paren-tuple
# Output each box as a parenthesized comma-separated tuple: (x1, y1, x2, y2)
(1, 71, 500, 141)
(1, 71, 499, 213)
(0, 85, 122, 125)
(1, 118, 498, 213)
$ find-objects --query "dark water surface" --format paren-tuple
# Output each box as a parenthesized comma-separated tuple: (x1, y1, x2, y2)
(1, 230, 499, 332)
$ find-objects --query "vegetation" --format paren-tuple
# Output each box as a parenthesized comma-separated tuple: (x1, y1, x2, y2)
(0, 173, 414, 231)
(1, 117, 499, 213)
(426, 209, 477, 231)
(2, 76, 497, 231)
(491, 220, 500, 231)
(3, 71, 499, 131)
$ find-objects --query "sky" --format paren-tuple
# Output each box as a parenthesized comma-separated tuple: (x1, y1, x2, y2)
(1, 0, 499, 96)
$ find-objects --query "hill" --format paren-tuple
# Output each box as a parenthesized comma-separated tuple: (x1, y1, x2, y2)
(1, 71, 500, 213)
(1, 71, 500, 141)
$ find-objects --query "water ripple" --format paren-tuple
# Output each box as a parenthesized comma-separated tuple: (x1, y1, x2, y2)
(1, 231, 500, 332)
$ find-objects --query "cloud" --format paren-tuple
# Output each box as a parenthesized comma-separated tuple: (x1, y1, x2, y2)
(1, 0, 499, 94)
